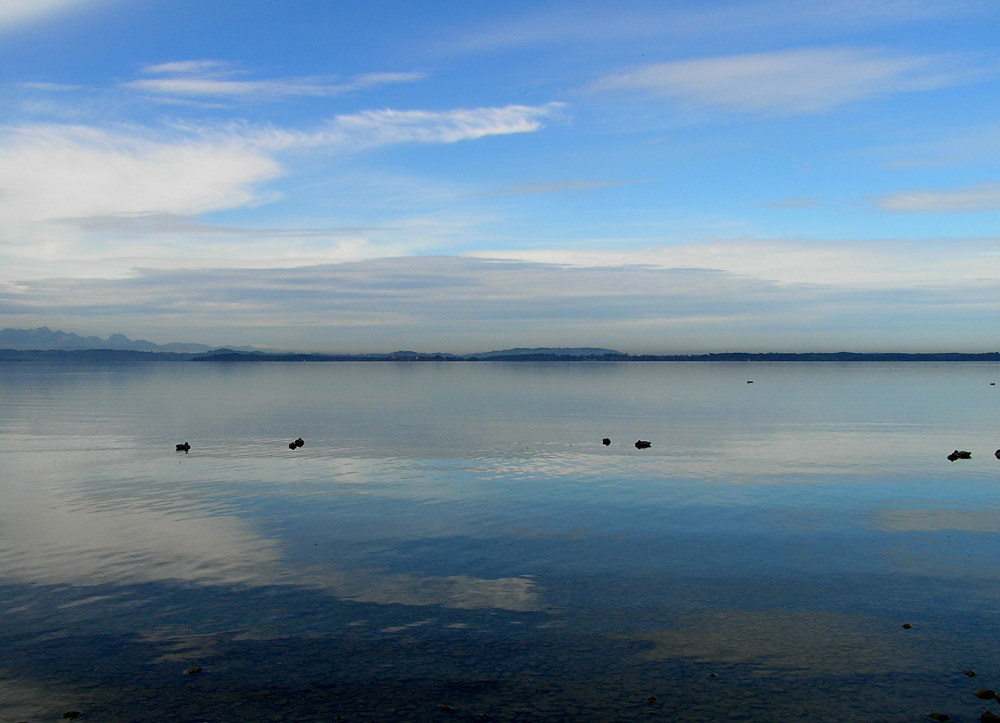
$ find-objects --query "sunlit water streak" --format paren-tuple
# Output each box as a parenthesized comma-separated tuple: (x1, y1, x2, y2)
(2, 361, 1000, 721)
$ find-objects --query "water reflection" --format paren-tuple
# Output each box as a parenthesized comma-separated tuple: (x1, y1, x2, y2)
(0, 484, 283, 587)
(4, 361, 1000, 719)
(0, 471, 540, 611)
(879, 508, 1000, 533)
(630, 610, 918, 676)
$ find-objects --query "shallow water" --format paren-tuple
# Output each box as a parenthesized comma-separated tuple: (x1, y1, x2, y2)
(2, 361, 1000, 721)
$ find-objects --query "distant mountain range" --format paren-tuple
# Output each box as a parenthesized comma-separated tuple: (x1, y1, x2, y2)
(0, 328, 624, 360)
(3, 327, 1000, 363)
(0, 327, 260, 353)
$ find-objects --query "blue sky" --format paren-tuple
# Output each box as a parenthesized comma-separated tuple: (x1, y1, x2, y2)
(1, 0, 999, 353)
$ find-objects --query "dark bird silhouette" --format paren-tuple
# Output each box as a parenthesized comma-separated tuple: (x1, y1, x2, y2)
(289, 442, 297, 450)
(995, 449, 1000, 459)
(176, 442, 190, 453)
(602, 438, 611, 446)
(634, 440, 651, 449)
(947, 450, 971, 461)
(294, 437, 304, 448)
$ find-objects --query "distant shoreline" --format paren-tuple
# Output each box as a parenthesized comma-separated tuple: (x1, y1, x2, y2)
(4, 348, 1000, 363)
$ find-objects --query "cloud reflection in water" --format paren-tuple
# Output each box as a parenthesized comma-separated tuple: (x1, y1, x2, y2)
(0, 484, 540, 612)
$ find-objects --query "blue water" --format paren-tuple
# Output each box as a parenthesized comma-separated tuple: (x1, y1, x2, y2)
(2, 361, 1000, 721)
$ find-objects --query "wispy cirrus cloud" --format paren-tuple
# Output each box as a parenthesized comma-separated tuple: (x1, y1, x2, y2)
(447, 1, 987, 53)
(589, 47, 974, 115)
(880, 124, 1000, 169)
(492, 179, 636, 195)
(307, 104, 564, 149)
(19, 81, 87, 92)
(463, 237, 1000, 289)
(758, 197, 821, 209)
(875, 183, 1000, 213)
(235, 104, 563, 154)
(125, 60, 425, 100)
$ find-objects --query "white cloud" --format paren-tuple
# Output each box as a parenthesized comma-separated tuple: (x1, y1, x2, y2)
(590, 47, 956, 114)
(280, 104, 564, 151)
(0, 124, 282, 223)
(125, 60, 425, 100)
(0, 0, 95, 30)
(8, 247, 1000, 354)
(141, 60, 228, 75)
(464, 238, 1000, 288)
(0, 103, 557, 278)
(223, 104, 561, 154)
(0, 105, 557, 224)
(876, 183, 1000, 213)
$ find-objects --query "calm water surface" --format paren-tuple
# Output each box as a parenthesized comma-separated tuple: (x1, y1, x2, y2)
(2, 361, 1000, 721)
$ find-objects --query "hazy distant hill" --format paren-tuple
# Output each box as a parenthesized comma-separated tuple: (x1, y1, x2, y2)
(0, 327, 256, 353)
(0, 348, 195, 362)
(4, 329, 1000, 363)
(468, 347, 624, 359)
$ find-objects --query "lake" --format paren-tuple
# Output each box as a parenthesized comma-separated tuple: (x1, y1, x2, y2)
(2, 361, 1000, 721)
